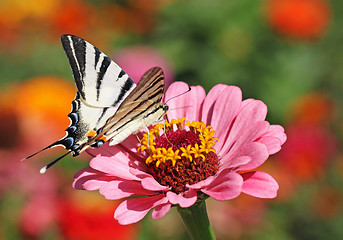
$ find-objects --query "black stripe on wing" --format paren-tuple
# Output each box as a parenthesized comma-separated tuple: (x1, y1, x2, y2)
(96, 56, 111, 101)
(94, 46, 101, 69)
(101, 67, 165, 135)
(61, 35, 86, 100)
(112, 79, 134, 107)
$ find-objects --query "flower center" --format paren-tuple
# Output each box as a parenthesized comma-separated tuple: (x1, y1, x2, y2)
(138, 118, 219, 193)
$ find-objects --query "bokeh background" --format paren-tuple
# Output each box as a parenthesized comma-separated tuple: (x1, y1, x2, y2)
(0, 0, 342, 239)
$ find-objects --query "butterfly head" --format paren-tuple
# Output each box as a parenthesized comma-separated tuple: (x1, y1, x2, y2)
(158, 104, 169, 121)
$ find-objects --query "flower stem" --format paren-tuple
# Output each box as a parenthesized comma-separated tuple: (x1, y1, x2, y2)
(177, 200, 216, 240)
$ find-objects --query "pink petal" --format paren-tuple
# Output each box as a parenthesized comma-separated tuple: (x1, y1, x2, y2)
(152, 203, 172, 220)
(232, 142, 269, 171)
(99, 180, 155, 200)
(219, 100, 267, 156)
(87, 141, 123, 157)
(258, 136, 283, 155)
(201, 84, 241, 124)
(89, 156, 138, 181)
(258, 125, 287, 154)
(220, 122, 270, 169)
(114, 195, 168, 225)
(141, 176, 170, 191)
(241, 171, 279, 199)
(201, 85, 242, 152)
(73, 167, 113, 190)
(166, 190, 198, 208)
(202, 170, 243, 201)
(99, 181, 133, 200)
(87, 140, 146, 164)
(165, 82, 206, 122)
(219, 155, 251, 170)
(186, 176, 216, 189)
(266, 125, 287, 145)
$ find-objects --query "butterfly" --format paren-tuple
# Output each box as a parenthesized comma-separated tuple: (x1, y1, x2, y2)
(23, 34, 169, 173)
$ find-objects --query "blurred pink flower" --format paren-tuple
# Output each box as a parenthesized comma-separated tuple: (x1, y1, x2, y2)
(73, 82, 286, 225)
(17, 163, 59, 237)
(114, 46, 174, 87)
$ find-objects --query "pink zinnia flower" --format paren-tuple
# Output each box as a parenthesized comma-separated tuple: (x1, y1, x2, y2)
(73, 82, 286, 225)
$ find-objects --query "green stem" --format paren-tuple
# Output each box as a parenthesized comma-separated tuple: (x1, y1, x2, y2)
(177, 200, 216, 240)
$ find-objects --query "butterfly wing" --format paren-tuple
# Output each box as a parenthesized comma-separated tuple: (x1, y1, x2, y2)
(84, 67, 168, 149)
(58, 35, 136, 152)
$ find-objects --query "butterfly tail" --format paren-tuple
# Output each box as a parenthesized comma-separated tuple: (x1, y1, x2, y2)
(21, 140, 65, 161)
(39, 150, 72, 174)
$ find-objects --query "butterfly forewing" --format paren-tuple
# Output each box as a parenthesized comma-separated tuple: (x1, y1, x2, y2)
(59, 35, 136, 151)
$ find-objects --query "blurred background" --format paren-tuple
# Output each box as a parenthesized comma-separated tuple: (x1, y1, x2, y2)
(0, 0, 342, 239)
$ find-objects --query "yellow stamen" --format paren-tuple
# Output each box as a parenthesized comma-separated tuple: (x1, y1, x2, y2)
(139, 118, 218, 169)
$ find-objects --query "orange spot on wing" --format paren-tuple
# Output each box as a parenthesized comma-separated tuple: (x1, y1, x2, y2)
(98, 136, 107, 142)
(87, 130, 96, 138)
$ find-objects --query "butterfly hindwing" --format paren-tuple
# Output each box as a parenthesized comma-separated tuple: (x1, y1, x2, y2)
(85, 67, 168, 147)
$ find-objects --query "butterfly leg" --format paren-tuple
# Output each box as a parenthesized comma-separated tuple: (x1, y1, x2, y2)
(163, 120, 173, 146)
(134, 134, 142, 144)
(145, 127, 150, 148)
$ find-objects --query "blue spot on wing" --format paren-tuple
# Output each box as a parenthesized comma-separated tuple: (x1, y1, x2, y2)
(66, 126, 77, 134)
(68, 112, 79, 124)
(62, 137, 75, 149)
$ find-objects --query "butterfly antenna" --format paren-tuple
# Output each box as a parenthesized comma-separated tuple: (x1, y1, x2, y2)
(39, 150, 72, 174)
(21, 141, 62, 161)
(165, 86, 191, 104)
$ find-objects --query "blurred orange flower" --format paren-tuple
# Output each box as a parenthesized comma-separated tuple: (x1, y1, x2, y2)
(290, 92, 335, 124)
(103, 0, 167, 34)
(0, 0, 61, 45)
(266, 0, 331, 40)
(11, 76, 75, 146)
(0, 0, 60, 25)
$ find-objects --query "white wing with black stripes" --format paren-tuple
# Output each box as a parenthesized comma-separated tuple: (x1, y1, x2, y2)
(22, 34, 168, 173)
(59, 34, 137, 152)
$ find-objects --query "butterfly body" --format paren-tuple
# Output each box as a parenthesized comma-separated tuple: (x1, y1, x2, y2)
(24, 35, 168, 171)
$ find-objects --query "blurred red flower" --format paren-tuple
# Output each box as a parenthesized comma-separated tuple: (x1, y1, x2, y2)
(51, 0, 95, 37)
(278, 123, 337, 181)
(57, 192, 137, 240)
(266, 0, 331, 40)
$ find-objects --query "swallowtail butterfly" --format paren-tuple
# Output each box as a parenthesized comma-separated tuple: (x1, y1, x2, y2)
(23, 35, 168, 173)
